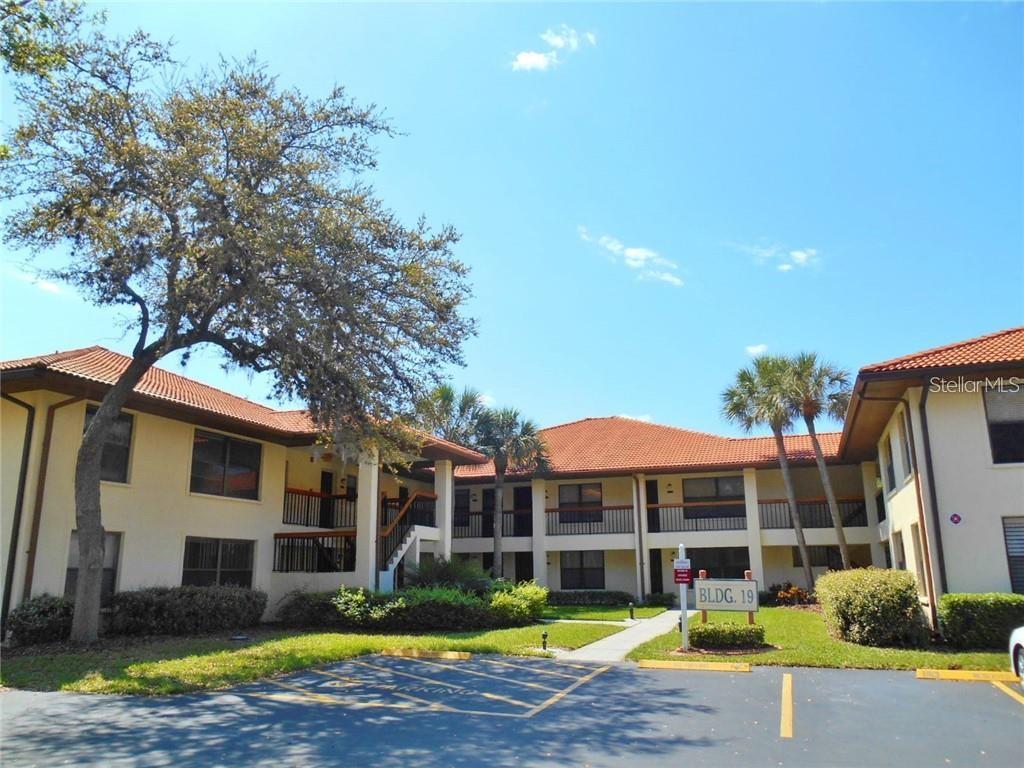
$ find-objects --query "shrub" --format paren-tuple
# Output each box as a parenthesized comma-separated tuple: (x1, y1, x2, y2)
(110, 586, 267, 636)
(405, 557, 493, 595)
(776, 583, 813, 606)
(276, 590, 342, 627)
(7, 594, 73, 645)
(690, 621, 766, 649)
(548, 590, 634, 606)
(938, 593, 1024, 649)
(815, 568, 928, 648)
(330, 587, 407, 629)
(490, 581, 548, 625)
(390, 587, 491, 631)
(644, 593, 676, 607)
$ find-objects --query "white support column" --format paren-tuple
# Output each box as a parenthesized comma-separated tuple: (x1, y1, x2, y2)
(861, 461, 885, 566)
(354, 447, 380, 588)
(633, 473, 648, 600)
(743, 468, 764, 585)
(531, 477, 548, 586)
(433, 459, 454, 561)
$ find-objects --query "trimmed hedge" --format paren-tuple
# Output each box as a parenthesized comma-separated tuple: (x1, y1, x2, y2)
(690, 621, 766, 649)
(276, 590, 344, 628)
(7, 594, 73, 645)
(110, 586, 267, 636)
(938, 593, 1024, 649)
(490, 581, 548, 624)
(644, 593, 676, 607)
(548, 590, 635, 606)
(815, 568, 929, 648)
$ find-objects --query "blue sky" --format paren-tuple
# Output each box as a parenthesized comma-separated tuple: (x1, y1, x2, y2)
(2, 2, 1022, 436)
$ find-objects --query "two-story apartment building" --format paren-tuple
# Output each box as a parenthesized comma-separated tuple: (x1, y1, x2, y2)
(839, 326, 1024, 623)
(2, 327, 1021, 630)
(0, 347, 486, 628)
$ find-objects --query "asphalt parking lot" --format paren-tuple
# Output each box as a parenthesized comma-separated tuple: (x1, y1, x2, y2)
(1, 655, 1021, 767)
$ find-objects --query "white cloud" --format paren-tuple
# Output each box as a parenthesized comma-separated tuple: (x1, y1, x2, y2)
(513, 24, 596, 72)
(479, 393, 496, 408)
(579, 226, 682, 287)
(617, 413, 652, 422)
(733, 242, 821, 273)
(512, 51, 558, 72)
(745, 343, 768, 357)
(4, 266, 64, 295)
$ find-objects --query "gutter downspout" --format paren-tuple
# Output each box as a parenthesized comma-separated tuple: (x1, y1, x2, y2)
(917, 387, 948, 596)
(1, 394, 35, 634)
(22, 396, 82, 602)
(633, 475, 646, 599)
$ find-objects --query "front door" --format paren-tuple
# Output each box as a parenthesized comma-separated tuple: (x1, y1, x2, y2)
(319, 471, 335, 528)
(646, 479, 660, 533)
(649, 548, 663, 594)
(514, 551, 534, 582)
(482, 489, 495, 538)
(512, 486, 532, 536)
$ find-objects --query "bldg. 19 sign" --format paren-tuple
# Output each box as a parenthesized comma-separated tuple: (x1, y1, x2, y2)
(695, 579, 760, 611)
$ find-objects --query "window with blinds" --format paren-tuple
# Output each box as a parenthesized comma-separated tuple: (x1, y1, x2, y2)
(1003, 517, 1024, 594)
(984, 387, 1024, 464)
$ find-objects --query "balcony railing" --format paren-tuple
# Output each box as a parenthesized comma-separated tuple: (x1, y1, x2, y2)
(378, 492, 437, 569)
(648, 502, 747, 532)
(758, 499, 868, 529)
(273, 530, 356, 573)
(545, 505, 634, 535)
(283, 488, 356, 528)
(452, 511, 533, 538)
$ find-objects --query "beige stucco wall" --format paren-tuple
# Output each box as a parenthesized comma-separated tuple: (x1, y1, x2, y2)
(754, 465, 864, 501)
(544, 549, 637, 596)
(915, 385, 1024, 594)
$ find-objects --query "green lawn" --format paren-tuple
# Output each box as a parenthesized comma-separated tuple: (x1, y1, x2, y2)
(0, 622, 620, 696)
(543, 604, 667, 621)
(628, 608, 1006, 671)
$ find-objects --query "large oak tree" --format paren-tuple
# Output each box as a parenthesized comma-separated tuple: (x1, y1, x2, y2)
(1, 9, 474, 641)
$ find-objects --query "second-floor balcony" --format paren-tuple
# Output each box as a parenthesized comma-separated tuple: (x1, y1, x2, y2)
(647, 502, 747, 532)
(283, 488, 356, 528)
(453, 511, 533, 538)
(759, 499, 868, 529)
(545, 505, 634, 536)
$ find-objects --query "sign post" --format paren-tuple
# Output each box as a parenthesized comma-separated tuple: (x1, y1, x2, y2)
(673, 544, 692, 651)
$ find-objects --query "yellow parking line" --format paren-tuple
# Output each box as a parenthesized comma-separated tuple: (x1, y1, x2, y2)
(477, 657, 581, 680)
(257, 681, 418, 711)
(400, 657, 561, 692)
(524, 665, 610, 718)
(992, 681, 1024, 706)
(381, 648, 472, 660)
(916, 669, 1019, 682)
(637, 660, 751, 673)
(351, 660, 468, 691)
(780, 673, 793, 739)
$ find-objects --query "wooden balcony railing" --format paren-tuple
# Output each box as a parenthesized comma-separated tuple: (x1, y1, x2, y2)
(378, 492, 437, 570)
(283, 488, 356, 529)
(758, 498, 868, 529)
(545, 505, 634, 535)
(647, 501, 747, 532)
(273, 530, 356, 573)
(452, 511, 533, 538)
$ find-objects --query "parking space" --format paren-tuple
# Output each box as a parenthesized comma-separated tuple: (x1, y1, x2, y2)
(237, 654, 610, 718)
(1, 659, 1021, 767)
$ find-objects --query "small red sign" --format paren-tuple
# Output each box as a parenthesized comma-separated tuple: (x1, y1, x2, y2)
(950, 513, 962, 525)
(673, 568, 693, 585)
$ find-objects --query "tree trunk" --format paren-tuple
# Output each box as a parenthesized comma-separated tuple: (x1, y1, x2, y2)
(69, 353, 157, 643)
(774, 428, 815, 591)
(805, 415, 851, 569)
(492, 472, 504, 579)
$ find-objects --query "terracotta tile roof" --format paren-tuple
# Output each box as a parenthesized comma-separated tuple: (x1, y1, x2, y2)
(860, 326, 1024, 374)
(0, 346, 486, 462)
(455, 416, 841, 480)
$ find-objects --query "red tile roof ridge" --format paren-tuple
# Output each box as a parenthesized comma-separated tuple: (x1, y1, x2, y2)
(860, 326, 1024, 373)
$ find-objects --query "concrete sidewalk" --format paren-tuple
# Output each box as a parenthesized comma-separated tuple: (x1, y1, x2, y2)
(560, 609, 696, 662)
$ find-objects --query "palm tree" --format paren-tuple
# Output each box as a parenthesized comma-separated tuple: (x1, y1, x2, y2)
(722, 355, 814, 590)
(475, 408, 549, 578)
(786, 352, 853, 569)
(415, 384, 484, 445)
